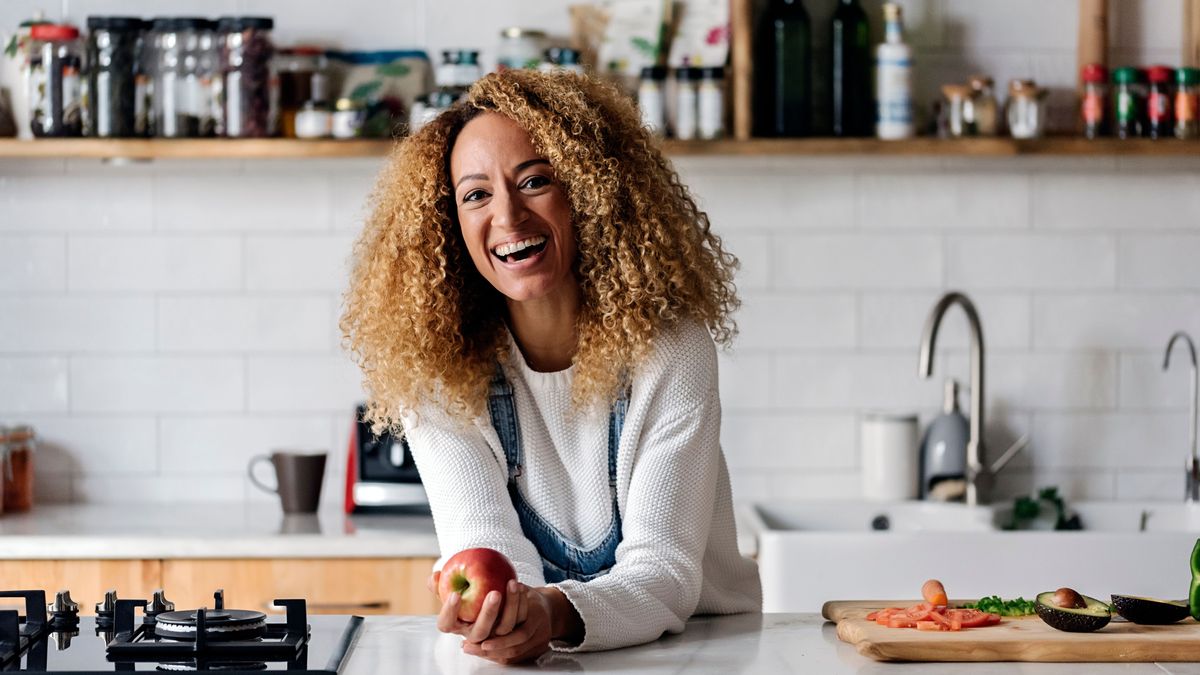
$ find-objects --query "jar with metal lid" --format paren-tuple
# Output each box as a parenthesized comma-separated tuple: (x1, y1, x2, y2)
(1112, 66, 1144, 140)
(294, 99, 331, 138)
(1004, 79, 1046, 139)
(698, 66, 725, 140)
(153, 17, 218, 138)
(637, 65, 667, 136)
(498, 27, 546, 70)
(28, 23, 84, 137)
(220, 16, 275, 138)
(1146, 64, 1174, 139)
(84, 16, 143, 137)
(940, 84, 973, 137)
(3, 424, 35, 512)
(1080, 63, 1108, 139)
(539, 47, 584, 75)
(965, 74, 998, 136)
(1176, 67, 1200, 139)
(331, 97, 365, 138)
(276, 46, 325, 138)
(673, 67, 700, 140)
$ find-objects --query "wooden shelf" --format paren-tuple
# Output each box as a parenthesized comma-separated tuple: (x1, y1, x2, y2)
(3, 137, 1200, 160)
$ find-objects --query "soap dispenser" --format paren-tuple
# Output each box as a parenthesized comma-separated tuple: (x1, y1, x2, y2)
(919, 378, 969, 499)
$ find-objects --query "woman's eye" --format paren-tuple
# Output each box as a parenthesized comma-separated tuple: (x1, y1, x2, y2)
(463, 189, 488, 203)
(521, 176, 550, 190)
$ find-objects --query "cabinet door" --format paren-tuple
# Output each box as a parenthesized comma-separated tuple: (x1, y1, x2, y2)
(161, 558, 440, 615)
(0, 560, 162, 614)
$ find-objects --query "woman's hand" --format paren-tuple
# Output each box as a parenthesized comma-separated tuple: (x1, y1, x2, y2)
(462, 585, 554, 665)
(427, 572, 531, 646)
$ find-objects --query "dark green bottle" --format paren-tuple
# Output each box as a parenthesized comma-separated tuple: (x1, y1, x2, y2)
(754, 0, 812, 137)
(830, 0, 871, 136)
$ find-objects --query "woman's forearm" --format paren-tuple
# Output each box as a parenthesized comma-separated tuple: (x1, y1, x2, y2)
(536, 586, 584, 645)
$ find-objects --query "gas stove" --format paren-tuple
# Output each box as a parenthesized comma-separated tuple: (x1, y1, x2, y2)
(0, 589, 363, 673)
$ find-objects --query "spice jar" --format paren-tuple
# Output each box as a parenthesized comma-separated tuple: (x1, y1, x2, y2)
(1080, 63, 1108, 139)
(220, 16, 275, 138)
(540, 47, 585, 75)
(1112, 66, 1144, 140)
(28, 23, 83, 137)
(1176, 67, 1200, 139)
(965, 75, 998, 136)
(1146, 65, 1174, 139)
(698, 66, 726, 140)
(940, 83, 972, 138)
(276, 46, 324, 138)
(1005, 79, 1046, 139)
(153, 18, 217, 138)
(84, 16, 143, 137)
(294, 100, 331, 138)
(3, 425, 35, 513)
(331, 97, 364, 138)
(637, 65, 667, 137)
(673, 67, 699, 140)
(497, 27, 546, 70)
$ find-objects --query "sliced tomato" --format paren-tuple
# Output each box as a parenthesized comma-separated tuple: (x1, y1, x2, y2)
(916, 621, 942, 631)
(866, 611, 879, 621)
(949, 609, 1000, 628)
(887, 617, 918, 629)
(928, 611, 952, 628)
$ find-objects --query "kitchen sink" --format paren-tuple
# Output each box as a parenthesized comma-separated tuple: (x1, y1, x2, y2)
(746, 500, 1200, 613)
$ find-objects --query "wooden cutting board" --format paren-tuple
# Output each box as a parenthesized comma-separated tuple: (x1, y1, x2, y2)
(823, 599, 1200, 662)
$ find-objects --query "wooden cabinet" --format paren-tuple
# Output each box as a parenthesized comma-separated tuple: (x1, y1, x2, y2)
(0, 557, 438, 616)
(0, 560, 161, 613)
(162, 559, 439, 616)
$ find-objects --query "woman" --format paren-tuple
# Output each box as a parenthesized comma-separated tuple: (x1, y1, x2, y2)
(341, 70, 761, 664)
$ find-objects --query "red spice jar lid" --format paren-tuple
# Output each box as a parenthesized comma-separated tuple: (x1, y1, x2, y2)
(1081, 63, 1108, 83)
(1147, 65, 1173, 84)
(30, 23, 80, 41)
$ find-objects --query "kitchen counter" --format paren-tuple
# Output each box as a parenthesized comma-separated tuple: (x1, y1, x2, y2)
(344, 613, 1200, 674)
(0, 504, 439, 559)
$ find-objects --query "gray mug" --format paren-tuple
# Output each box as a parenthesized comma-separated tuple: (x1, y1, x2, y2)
(248, 450, 327, 514)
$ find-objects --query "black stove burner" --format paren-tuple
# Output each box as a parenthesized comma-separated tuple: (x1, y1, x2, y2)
(0, 587, 364, 674)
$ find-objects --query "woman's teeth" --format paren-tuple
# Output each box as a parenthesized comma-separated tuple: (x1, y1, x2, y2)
(492, 235, 547, 260)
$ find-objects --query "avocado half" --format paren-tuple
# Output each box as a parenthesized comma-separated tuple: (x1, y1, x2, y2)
(1111, 595, 1190, 625)
(1035, 591, 1111, 632)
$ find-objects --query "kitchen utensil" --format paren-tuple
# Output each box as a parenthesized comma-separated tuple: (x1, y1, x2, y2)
(860, 414, 919, 501)
(248, 450, 326, 514)
(824, 599, 1200, 662)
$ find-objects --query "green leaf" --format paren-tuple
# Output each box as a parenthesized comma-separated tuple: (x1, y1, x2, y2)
(630, 36, 656, 58)
(349, 81, 382, 102)
(376, 62, 411, 78)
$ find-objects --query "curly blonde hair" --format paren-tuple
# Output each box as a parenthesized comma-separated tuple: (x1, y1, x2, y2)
(340, 70, 739, 432)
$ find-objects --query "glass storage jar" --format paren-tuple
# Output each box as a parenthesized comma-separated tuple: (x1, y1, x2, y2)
(221, 16, 275, 138)
(1005, 79, 1046, 139)
(276, 46, 324, 138)
(3, 425, 35, 513)
(28, 23, 83, 137)
(1081, 63, 1108, 139)
(153, 17, 218, 137)
(497, 27, 546, 70)
(85, 16, 143, 137)
(941, 83, 972, 137)
(1176, 67, 1200, 139)
(1112, 66, 1144, 140)
(965, 75, 997, 136)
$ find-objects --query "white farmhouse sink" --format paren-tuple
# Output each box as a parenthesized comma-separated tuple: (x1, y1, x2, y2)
(746, 500, 1200, 613)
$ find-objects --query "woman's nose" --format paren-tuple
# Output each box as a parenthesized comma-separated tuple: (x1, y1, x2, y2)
(490, 186, 528, 228)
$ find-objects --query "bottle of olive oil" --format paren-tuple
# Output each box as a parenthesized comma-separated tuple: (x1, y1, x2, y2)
(875, 2, 914, 139)
(754, 0, 812, 137)
(830, 0, 871, 136)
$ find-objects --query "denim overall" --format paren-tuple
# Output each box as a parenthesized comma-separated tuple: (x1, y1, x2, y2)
(487, 368, 629, 582)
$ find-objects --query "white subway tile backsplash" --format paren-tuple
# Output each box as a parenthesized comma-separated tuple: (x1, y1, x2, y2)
(70, 357, 245, 413)
(772, 353, 943, 411)
(247, 356, 363, 413)
(684, 171, 854, 230)
(25, 416, 158, 475)
(721, 413, 857, 470)
(0, 174, 153, 232)
(860, 292, 1031, 350)
(74, 474, 244, 504)
(946, 234, 1115, 290)
(0, 357, 69, 413)
(763, 470, 863, 500)
(1031, 412, 1187, 470)
(948, 352, 1117, 411)
(1120, 352, 1192, 411)
(1033, 294, 1200, 350)
(160, 415, 335, 474)
(68, 236, 242, 292)
(1119, 235, 1200, 290)
(158, 296, 333, 353)
(154, 173, 331, 232)
(1115, 471, 1183, 501)
(1033, 173, 1200, 230)
(735, 292, 856, 349)
(245, 235, 356, 292)
(857, 172, 1029, 230)
(0, 298, 154, 352)
(773, 234, 942, 289)
(719, 232, 771, 291)
(941, 0, 1077, 50)
(992, 468, 1116, 502)
(0, 236, 65, 291)
(718, 351, 770, 410)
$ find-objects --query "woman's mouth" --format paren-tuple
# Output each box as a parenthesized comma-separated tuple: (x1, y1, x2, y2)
(491, 235, 548, 264)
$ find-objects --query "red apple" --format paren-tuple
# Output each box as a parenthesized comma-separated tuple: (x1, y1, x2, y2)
(437, 547, 517, 623)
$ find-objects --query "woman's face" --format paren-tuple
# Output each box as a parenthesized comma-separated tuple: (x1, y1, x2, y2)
(450, 112, 576, 304)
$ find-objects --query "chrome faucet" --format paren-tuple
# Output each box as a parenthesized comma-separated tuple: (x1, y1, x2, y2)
(1163, 331, 1200, 502)
(918, 292, 1025, 506)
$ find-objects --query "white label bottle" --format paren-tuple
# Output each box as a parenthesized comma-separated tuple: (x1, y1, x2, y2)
(875, 2, 914, 139)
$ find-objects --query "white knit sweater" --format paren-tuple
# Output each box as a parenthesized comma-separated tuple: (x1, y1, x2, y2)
(404, 319, 762, 652)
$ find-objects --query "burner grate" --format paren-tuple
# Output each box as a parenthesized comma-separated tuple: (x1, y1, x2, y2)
(0, 590, 49, 669)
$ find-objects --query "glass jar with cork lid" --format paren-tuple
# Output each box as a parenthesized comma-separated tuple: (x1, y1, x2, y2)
(3, 424, 34, 512)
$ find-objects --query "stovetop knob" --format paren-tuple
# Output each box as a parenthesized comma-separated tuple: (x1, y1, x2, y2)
(48, 589, 79, 615)
(146, 589, 175, 616)
(95, 589, 118, 618)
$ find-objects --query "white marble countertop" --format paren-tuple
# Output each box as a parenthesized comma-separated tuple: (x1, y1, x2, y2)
(0, 504, 440, 559)
(345, 613, 1200, 674)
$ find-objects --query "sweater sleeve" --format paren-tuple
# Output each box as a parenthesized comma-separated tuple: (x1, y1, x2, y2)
(404, 409, 547, 587)
(548, 331, 723, 652)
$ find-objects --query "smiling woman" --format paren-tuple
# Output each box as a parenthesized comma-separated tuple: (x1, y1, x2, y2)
(340, 70, 761, 663)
